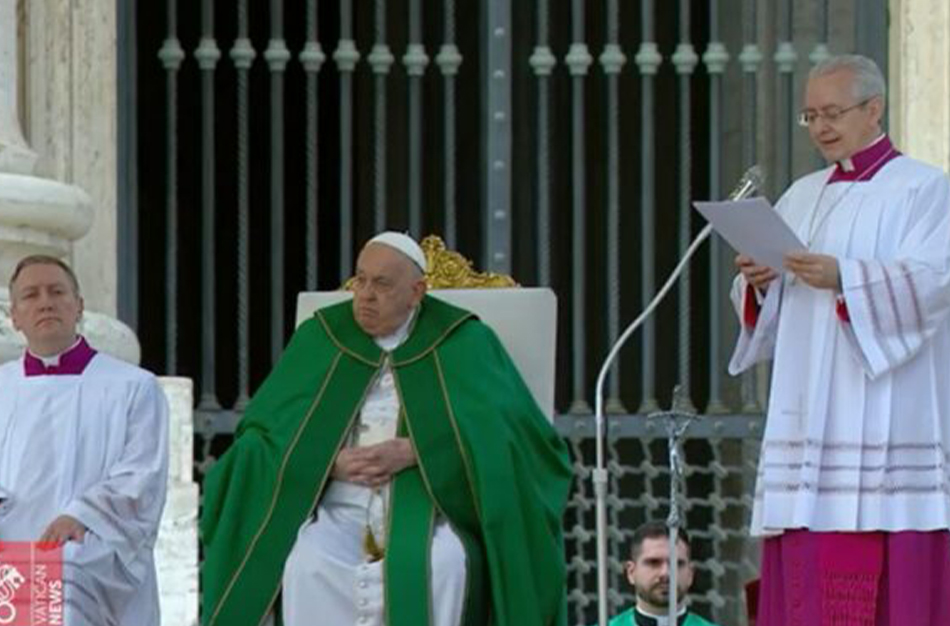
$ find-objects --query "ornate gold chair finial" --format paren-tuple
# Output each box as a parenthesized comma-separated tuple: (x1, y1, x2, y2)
(420, 235, 518, 289)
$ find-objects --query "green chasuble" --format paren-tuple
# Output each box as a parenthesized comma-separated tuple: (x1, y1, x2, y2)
(200, 295, 573, 626)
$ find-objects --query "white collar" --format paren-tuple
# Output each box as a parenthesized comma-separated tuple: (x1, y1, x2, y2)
(635, 604, 688, 626)
(373, 307, 417, 352)
(28, 335, 82, 367)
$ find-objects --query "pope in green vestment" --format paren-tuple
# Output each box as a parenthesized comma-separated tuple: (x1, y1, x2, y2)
(200, 235, 572, 626)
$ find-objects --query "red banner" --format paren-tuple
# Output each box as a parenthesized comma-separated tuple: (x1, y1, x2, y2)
(0, 542, 64, 626)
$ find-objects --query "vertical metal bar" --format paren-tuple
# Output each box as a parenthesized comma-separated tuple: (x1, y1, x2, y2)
(704, 1, 729, 414)
(265, 0, 290, 364)
(810, 0, 831, 168)
(600, 1, 626, 412)
(334, 2, 360, 280)
(117, 0, 138, 330)
(673, 0, 698, 410)
(230, 0, 255, 409)
(157, 0, 184, 375)
(436, 0, 462, 248)
(566, 0, 593, 414)
(811, 0, 830, 63)
(739, 0, 762, 412)
(703, 14, 730, 607)
(855, 0, 889, 82)
(404, 0, 429, 237)
(482, 0, 512, 273)
(368, 0, 393, 232)
(529, 0, 555, 286)
(635, 2, 661, 413)
(774, 1, 797, 192)
(195, 0, 221, 409)
(301, 0, 325, 290)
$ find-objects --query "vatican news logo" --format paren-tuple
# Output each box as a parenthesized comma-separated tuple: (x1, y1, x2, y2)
(0, 542, 64, 626)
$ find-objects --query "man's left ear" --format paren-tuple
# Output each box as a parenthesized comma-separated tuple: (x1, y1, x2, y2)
(624, 560, 637, 586)
(870, 96, 885, 125)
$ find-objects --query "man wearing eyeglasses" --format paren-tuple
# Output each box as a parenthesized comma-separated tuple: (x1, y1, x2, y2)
(730, 55, 950, 624)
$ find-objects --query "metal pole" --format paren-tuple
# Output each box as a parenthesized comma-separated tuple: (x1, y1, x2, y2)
(774, 0, 797, 192)
(704, 0, 730, 414)
(436, 0, 462, 248)
(635, 1, 661, 413)
(334, 1, 360, 280)
(301, 0, 325, 290)
(482, 0, 512, 273)
(566, 0, 592, 415)
(369, 0, 393, 232)
(601, 0, 627, 413)
(673, 0, 698, 412)
(265, 0, 290, 364)
(739, 0, 762, 413)
(530, 0, 555, 286)
(157, 0, 184, 375)
(230, 0, 255, 408)
(405, 0, 429, 237)
(195, 0, 221, 410)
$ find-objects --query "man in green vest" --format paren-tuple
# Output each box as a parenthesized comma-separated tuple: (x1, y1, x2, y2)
(599, 522, 720, 626)
(200, 232, 573, 626)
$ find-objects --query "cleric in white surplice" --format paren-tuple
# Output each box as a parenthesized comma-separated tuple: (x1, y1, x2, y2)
(730, 55, 950, 624)
(0, 255, 169, 626)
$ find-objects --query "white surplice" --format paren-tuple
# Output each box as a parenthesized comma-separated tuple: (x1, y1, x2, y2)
(0, 353, 169, 625)
(282, 309, 467, 626)
(730, 156, 950, 536)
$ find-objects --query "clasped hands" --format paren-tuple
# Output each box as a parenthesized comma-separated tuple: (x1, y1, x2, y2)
(736, 251, 840, 292)
(332, 438, 417, 488)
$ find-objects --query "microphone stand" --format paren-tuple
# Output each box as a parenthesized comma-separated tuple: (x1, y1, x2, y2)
(591, 166, 763, 626)
(592, 224, 714, 626)
(648, 386, 699, 624)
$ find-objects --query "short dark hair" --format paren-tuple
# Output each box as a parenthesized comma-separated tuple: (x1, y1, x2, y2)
(629, 521, 691, 561)
(9, 255, 81, 298)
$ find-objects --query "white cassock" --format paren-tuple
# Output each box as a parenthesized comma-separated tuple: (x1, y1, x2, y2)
(0, 352, 169, 626)
(730, 155, 950, 536)
(282, 311, 467, 626)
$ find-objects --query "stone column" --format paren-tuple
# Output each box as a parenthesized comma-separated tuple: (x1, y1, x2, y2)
(0, 0, 137, 362)
(157, 377, 201, 626)
(889, 0, 950, 171)
(0, 0, 35, 173)
(22, 0, 120, 315)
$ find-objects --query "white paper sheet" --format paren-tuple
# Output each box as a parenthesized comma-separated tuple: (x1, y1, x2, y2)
(693, 197, 804, 270)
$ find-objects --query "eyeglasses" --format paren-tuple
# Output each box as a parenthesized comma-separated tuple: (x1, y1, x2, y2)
(797, 98, 873, 127)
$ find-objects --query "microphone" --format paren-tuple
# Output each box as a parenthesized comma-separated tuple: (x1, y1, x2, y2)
(727, 164, 765, 201)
